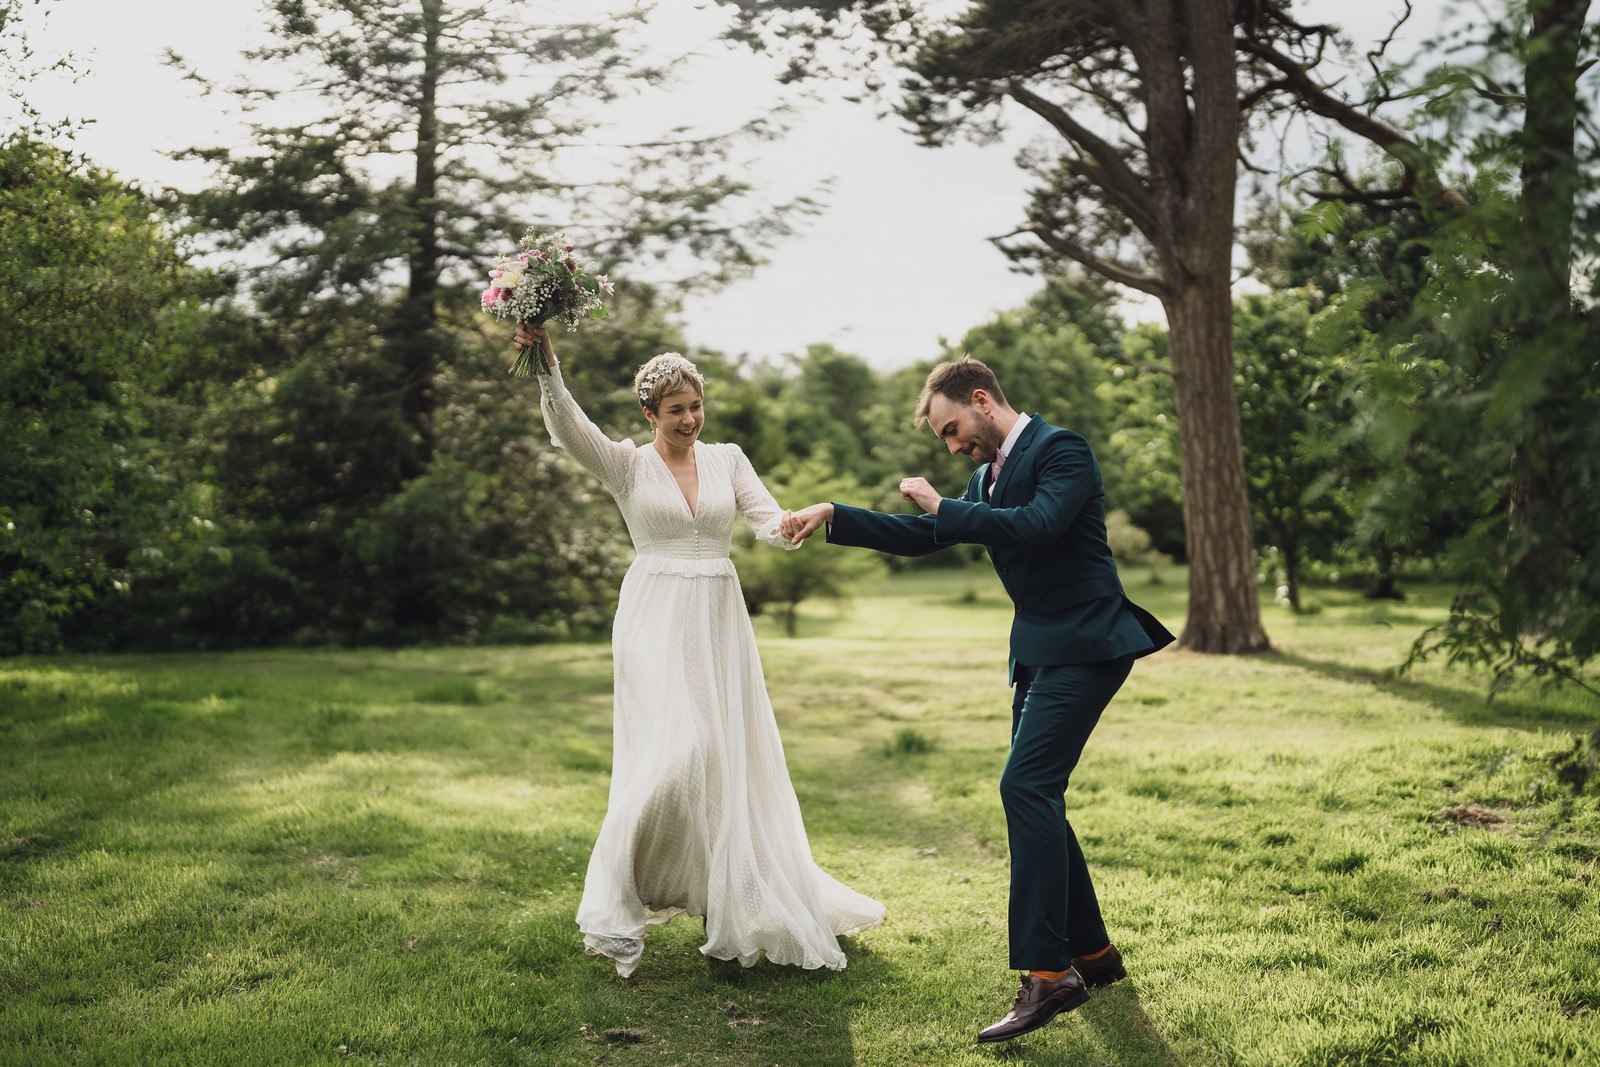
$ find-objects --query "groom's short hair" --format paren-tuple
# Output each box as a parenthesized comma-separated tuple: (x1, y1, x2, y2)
(915, 354, 1009, 425)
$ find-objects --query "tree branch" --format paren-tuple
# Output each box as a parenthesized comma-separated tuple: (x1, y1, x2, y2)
(999, 223, 1167, 298)
(1003, 81, 1162, 239)
(1237, 33, 1467, 210)
(1237, 35, 1413, 152)
(1108, 348, 1174, 376)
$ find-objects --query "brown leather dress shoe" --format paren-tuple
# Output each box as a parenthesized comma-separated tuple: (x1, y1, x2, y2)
(1072, 944, 1127, 988)
(976, 970, 1090, 1043)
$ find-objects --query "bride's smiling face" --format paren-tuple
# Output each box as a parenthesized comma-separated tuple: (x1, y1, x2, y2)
(650, 388, 704, 446)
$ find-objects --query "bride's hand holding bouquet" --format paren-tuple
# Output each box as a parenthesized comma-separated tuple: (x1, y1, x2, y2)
(513, 323, 555, 369)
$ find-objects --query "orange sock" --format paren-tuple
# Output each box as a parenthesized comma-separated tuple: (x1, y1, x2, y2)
(1077, 945, 1113, 961)
(1028, 968, 1070, 981)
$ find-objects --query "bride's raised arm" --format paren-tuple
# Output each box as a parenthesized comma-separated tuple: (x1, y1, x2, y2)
(521, 327, 635, 498)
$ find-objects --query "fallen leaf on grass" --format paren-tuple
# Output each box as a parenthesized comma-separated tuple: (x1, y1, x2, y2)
(1415, 886, 1463, 902)
(602, 1028, 646, 1044)
(1432, 805, 1503, 828)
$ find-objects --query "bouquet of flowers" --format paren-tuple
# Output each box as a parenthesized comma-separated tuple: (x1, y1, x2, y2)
(480, 230, 613, 376)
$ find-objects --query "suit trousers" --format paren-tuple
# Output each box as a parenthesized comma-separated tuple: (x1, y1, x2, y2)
(1002, 654, 1134, 970)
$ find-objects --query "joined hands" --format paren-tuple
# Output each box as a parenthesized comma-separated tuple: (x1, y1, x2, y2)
(781, 477, 940, 545)
(781, 503, 833, 545)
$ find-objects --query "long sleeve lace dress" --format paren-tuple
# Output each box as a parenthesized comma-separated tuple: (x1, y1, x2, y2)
(539, 366, 884, 977)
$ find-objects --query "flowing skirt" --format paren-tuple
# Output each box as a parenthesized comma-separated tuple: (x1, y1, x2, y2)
(575, 555, 884, 976)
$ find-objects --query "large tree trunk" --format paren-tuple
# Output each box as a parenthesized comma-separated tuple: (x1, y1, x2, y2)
(1503, 0, 1589, 633)
(390, 0, 444, 632)
(1156, 0, 1268, 653)
(397, 0, 443, 478)
(1165, 278, 1269, 652)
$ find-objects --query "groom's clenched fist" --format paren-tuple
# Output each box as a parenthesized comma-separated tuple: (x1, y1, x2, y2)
(898, 477, 942, 514)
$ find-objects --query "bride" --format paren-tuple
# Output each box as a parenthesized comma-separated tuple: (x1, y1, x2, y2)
(515, 324, 884, 977)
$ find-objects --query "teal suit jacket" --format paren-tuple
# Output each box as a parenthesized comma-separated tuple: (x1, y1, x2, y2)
(828, 415, 1173, 677)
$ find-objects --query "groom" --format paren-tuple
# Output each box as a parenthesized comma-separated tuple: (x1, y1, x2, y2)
(783, 355, 1173, 1043)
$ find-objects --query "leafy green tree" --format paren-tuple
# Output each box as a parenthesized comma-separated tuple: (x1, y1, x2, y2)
(1105, 508, 1172, 585)
(1369, 1, 1600, 695)
(729, 1, 1270, 649)
(730, 2, 1500, 654)
(774, 0, 1273, 653)
(771, 345, 884, 487)
(1250, 194, 1468, 601)
(0, 137, 214, 653)
(1097, 325, 1184, 559)
(156, 0, 805, 643)
(732, 452, 886, 637)
(169, 0, 797, 456)
(1282, 0, 1600, 693)
(707, 367, 791, 478)
(1232, 289, 1353, 613)
(788, 345, 881, 447)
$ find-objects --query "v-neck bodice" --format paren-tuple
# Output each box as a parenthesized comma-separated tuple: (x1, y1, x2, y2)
(647, 444, 700, 518)
(536, 367, 799, 566)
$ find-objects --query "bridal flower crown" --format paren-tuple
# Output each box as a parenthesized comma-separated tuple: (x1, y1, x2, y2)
(637, 355, 704, 405)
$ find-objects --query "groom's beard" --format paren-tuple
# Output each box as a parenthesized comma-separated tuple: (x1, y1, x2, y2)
(970, 422, 1005, 464)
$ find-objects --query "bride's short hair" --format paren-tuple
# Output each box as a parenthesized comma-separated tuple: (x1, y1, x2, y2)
(635, 353, 706, 412)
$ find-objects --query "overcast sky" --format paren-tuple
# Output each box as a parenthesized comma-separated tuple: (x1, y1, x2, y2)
(13, 0, 1442, 370)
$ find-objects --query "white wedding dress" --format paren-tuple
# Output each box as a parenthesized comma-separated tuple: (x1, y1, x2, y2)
(539, 366, 884, 977)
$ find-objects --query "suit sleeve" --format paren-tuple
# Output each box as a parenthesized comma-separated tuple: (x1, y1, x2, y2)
(826, 503, 948, 558)
(933, 433, 1096, 550)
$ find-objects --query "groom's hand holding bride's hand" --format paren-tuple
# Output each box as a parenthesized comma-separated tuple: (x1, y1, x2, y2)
(783, 503, 834, 545)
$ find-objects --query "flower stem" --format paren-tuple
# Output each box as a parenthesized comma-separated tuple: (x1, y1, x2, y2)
(509, 319, 550, 377)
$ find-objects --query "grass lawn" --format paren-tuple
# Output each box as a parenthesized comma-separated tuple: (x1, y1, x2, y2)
(2, 567, 1598, 1066)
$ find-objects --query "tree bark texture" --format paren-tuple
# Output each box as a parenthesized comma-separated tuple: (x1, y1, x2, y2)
(1165, 278, 1269, 651)
(1504, 0, 1591, 632)
(399, 0, 443, 476)
(1132, 0, 1268, 652)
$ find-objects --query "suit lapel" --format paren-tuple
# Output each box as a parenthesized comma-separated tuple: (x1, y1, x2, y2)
(990, 415, 1041, 504)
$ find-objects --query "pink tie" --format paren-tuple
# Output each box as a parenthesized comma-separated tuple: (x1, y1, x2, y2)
(989, 448, 1006, 487)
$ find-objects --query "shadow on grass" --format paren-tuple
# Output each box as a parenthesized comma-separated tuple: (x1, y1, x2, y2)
(1262, 648, 1600, 732)
(979, 983, 1179, 1065)
(517, 910, 878, 1066)
(1078, 983, 1184, 1066)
